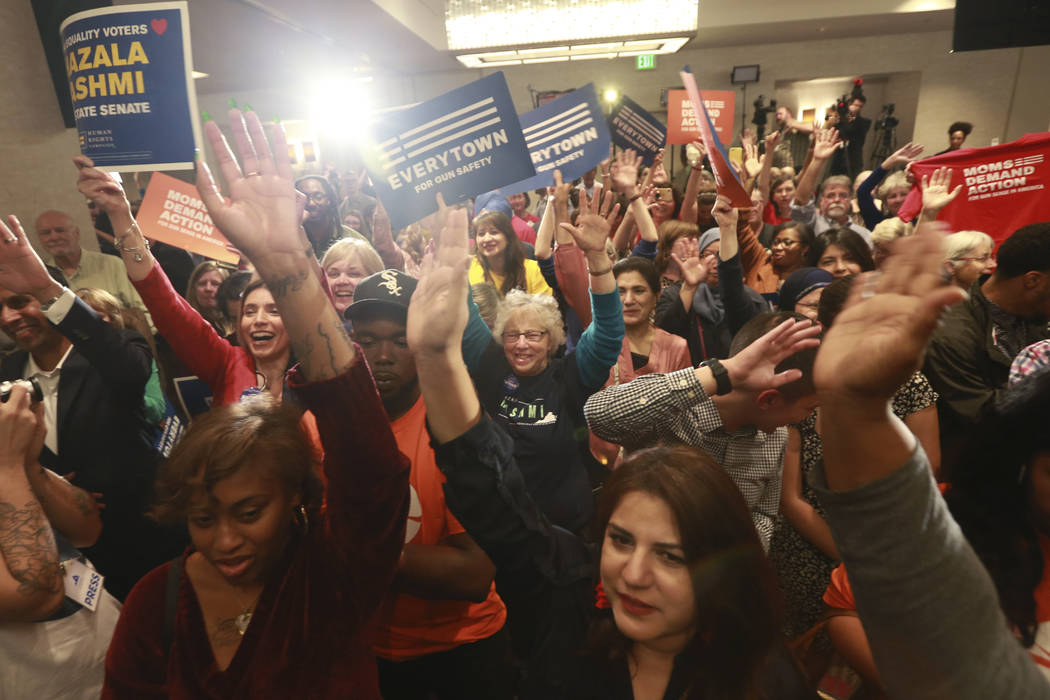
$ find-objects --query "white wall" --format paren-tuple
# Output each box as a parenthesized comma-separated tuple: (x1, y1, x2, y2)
(394, 30, 1049, 155)
(0, 4, 99, 252)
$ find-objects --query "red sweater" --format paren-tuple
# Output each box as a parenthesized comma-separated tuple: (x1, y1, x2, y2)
(102, 359, 410, 698)
(132, 263, 257, 407)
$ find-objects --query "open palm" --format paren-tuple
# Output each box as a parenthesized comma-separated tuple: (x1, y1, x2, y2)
(0, 216, 60, 295)
(406, 206, 471, 356)
(197, 109, 307, 263)
(815, 223, 966, 400)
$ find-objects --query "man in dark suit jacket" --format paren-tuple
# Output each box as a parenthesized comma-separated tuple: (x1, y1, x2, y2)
(0, 217, 177, 599)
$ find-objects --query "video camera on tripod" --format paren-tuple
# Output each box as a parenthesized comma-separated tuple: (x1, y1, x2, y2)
(752, 95, 777, 140)
(875, 103, 899, 131)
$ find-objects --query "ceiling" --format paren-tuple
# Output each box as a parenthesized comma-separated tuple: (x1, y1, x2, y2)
(117, 0, 955, 96)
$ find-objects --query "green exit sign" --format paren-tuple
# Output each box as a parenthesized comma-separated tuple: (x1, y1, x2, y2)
(635, 54, 656, 70)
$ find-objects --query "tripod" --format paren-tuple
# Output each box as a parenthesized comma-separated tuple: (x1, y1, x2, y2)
(870, 118, 897, 169)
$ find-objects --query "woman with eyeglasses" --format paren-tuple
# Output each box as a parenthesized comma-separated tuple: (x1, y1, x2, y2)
(467, 189, 623, 533)
(944, 230, 997, 289)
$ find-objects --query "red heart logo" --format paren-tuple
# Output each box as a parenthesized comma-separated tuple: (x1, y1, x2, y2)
(151, 18, 167, 35)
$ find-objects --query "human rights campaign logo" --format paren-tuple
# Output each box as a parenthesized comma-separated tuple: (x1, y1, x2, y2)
(367, 72, 534, 231)
(609, 95, 666, 165)
(501, 83, 611, 194)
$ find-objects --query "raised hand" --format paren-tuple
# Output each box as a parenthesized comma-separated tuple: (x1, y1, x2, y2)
(743, 142, 762, 180)
(711, 193, 739, 231)
(559, 187, 619, 253)
(921, 167, 963, 214)
(671, 241, 707, 288)
(881, 142, 925, 170)
(551, 169, 573, 215)
(611, 148, 643, 196)
(74, 156, 133, 219)
(196, 109, 307, 267)
(647, 148, 668, 185)
(764, 129, 783, 153)
(814, 222, 965, 403)
(406, 202, 471, 357)
(722, 319, 822, 394)
(813, 128, 841, 160)
(0, 216, 63, 299)
(740, 128, 757, 148)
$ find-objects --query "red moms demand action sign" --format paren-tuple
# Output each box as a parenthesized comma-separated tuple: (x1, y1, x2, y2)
(666, 89, 735, 145)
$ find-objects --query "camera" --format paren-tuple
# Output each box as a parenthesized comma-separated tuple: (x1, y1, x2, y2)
(751, 95, 777, 139)
(0, 378, 44, 403)
(835, 78, 866, 121)
(876, 103, 899, 131)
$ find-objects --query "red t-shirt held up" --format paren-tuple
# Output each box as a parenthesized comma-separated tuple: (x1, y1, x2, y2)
(897, 132, 1050, 245)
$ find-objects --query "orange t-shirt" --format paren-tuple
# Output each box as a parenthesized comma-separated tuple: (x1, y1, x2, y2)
(372, 396, 507, 661)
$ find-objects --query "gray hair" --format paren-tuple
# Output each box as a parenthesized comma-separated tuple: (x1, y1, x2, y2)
(492, 290, 566, 352)
(819, 175, 853, 197)
(876, 171, 909, 200)
(944, 230, 995, 268)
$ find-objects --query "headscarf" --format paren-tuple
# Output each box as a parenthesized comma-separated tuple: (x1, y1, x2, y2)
(778, 267, 835, 313)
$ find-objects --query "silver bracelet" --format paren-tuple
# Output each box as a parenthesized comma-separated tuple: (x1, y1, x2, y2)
(115, 223, 150, 262)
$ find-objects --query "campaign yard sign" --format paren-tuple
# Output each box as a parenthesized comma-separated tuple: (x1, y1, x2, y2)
(666, 89, 735, 145)
(60, 2, 201, 171)
(679, 68, 750, 208)
(366, 72, 534, 231)
(500, 83, 611, 194)
(608, 95, 666, 165)
(136, 172, 238, 264)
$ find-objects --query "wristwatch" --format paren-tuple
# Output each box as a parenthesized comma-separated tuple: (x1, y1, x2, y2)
(702, 358, 733, 396)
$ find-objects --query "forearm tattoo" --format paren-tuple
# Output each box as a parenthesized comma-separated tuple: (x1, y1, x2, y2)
(0, 500, 62, 596)
(268, 269, 308, 299)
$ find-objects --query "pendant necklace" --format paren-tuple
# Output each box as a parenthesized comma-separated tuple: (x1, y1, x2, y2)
(228, 585, 262, 636)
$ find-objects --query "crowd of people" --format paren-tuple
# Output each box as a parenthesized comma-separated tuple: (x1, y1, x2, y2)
(1, 94, 1048, 700)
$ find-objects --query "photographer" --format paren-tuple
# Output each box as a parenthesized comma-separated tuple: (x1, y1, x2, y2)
(0, 379, 120, 699)
(829, 80, 871, 181)
(0, 214, 180, 601)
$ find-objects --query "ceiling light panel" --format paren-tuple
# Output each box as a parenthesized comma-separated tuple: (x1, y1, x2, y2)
(445, 0, 699, 51)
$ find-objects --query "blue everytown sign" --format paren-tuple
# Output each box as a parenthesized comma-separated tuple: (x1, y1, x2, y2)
(60, 1, 201, 172)
(609, 95, 666, 165)
(500, 83, 611, 194)
(366, 72, 534, 231)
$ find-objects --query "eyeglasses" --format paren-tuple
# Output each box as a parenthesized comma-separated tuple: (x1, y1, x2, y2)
(502, 330, 548, 344)
(700, 251, 718, 260)
(304, 192, 329, 203)
(771, 238, 799, 248)
(957, 254, 992, 263)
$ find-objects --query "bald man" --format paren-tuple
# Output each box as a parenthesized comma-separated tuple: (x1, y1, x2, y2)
(35, 210, 153, 330)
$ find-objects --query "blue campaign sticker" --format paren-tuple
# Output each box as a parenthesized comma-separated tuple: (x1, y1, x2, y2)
(608, 95, 666, 165)
(60, 1, 201, 172)
(365, 72, 535, 231)
(503, 374, 520, 394)
(500, 83, 611, 194)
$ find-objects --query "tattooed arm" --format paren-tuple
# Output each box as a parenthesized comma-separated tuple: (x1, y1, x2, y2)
(0, 387, 63, 621)
(195, 109, 355, 381)
(24, 465, 101, 549)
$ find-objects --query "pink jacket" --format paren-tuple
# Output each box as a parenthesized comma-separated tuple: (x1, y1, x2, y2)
(589, 328, 691, 466)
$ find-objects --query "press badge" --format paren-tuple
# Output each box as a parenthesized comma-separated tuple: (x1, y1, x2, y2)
(61, 558, 103, 612)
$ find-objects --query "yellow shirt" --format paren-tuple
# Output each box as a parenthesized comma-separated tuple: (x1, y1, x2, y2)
(469, 257, 552, 296)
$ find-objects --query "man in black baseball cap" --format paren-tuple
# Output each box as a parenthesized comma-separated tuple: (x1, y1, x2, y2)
(347, 269, 514, 698)
(346, 269, 419, 417)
